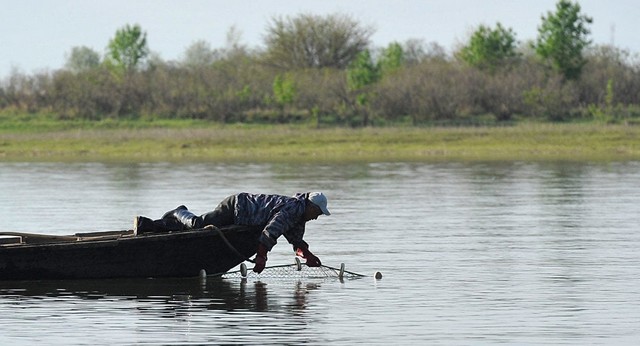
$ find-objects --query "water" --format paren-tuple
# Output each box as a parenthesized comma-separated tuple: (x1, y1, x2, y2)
(1, 161, 639, 345)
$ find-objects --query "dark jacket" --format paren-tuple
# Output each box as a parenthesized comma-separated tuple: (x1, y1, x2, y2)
(234, 192, 309, 251)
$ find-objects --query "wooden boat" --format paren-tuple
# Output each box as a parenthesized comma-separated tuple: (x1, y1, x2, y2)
(0, 225, 261, 281)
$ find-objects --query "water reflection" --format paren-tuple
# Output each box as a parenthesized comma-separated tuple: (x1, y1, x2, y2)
(0, 276, 331, 345)
(0, 277, 320, 314)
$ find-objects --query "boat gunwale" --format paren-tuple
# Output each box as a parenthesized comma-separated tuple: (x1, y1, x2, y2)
(0, 227, 243, 250)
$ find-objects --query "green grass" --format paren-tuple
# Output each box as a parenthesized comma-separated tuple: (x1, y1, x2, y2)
(1, 115, 639, 162)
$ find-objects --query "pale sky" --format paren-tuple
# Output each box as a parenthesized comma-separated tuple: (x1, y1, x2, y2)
(1, 0, 638, 78)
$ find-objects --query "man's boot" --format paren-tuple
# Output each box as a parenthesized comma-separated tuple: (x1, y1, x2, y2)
(133, 216, 184, 235)
(161, 206, 203, 229)
(173, 208, 203, 229)
(162, 205, 188, 220)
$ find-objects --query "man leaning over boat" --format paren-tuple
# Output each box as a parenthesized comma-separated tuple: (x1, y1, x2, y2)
(134, 192, 330, 273)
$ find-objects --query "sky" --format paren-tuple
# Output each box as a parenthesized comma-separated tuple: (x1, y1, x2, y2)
(1, 0, 639, 78)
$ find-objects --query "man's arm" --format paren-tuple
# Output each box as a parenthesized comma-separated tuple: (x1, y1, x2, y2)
(258, 209, 296, 250)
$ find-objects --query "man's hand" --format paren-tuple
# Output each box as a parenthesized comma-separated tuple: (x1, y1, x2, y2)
(253, 243, 268, 273)
(296, 246, 322, 267)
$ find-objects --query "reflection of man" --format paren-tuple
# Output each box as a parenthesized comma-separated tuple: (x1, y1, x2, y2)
(135, 192, 331, 274)
(292, 281, 320, 314)
(248, 281, 319, 313)
(255, 281, 268, 312)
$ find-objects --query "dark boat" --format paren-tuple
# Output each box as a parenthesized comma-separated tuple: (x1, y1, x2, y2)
(0, 225, 261, 281)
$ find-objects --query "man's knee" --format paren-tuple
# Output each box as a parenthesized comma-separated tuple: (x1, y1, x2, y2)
(202, 195, 236, 226)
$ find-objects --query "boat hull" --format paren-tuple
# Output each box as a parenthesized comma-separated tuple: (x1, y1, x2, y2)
(0, 226, 261, 281)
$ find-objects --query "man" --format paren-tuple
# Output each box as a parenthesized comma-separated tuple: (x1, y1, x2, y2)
(134, 192, 330, 273)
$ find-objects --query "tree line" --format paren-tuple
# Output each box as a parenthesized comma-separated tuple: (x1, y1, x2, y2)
(2, 0, 640, 126)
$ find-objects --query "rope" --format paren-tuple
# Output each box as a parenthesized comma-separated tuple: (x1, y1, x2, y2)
(209, 226, 256, 263)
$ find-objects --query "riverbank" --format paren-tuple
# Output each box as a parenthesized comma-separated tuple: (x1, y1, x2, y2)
(1, 122, 639, 162)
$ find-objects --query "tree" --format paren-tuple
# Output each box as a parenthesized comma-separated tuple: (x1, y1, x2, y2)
(106, 24, 149, 72)
(458, 23, 518, 71)
(182, 40, 217, 68)
(348, 50, 380, 96)
(378, 42, 405, 75)
(403, 39, 441, 65)
(103, 24, 149, 117)
(347, 49, 379, 126)
(263, 13, 373, 69)
(65, 46, 101, 73)
(272, 73, 296, 111)
(223, 25, 249, 58)
(535, 0, 593, 79)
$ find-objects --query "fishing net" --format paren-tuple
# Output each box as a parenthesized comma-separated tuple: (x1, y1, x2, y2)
(216, 258, 368, 280)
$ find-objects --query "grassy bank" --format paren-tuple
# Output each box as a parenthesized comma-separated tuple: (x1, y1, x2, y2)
(1, 120, 639, 162)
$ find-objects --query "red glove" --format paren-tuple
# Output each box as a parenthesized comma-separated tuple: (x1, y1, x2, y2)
(296, 246, 322, 267)
(253, 243, 268, 273)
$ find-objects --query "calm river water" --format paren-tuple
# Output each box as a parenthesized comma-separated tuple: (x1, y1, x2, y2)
(0, 161, 639, 345)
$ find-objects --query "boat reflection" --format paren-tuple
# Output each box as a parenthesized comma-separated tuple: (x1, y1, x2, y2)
(0, 276, 322, 314)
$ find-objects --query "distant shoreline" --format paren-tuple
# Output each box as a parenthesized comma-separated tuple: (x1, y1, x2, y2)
(1, 123, 639, 163)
